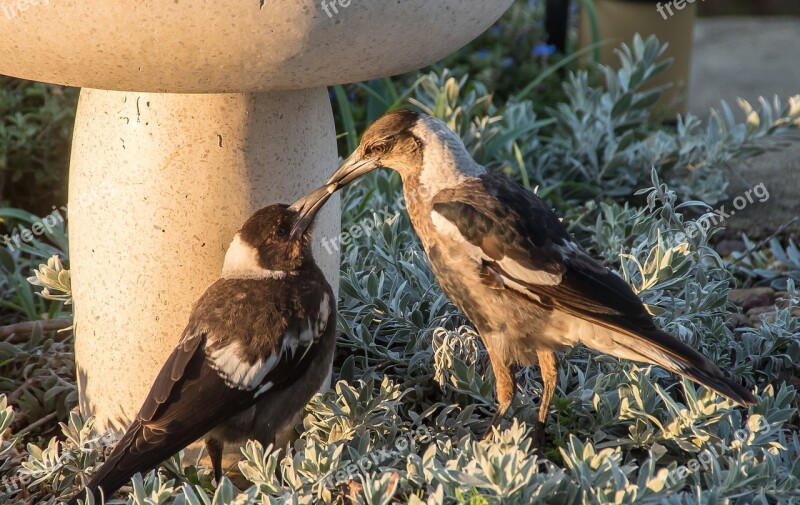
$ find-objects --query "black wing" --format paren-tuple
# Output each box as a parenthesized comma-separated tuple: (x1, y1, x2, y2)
(70, 277, 332, 503)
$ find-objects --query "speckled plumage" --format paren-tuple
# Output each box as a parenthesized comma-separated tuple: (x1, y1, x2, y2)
(325, 109, 757, 442)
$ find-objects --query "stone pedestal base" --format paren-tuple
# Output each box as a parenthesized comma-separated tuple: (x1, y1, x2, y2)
(69, 88, 340, 434)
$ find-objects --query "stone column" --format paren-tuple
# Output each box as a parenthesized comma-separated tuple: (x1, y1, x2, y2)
(69, 88, 340, 433)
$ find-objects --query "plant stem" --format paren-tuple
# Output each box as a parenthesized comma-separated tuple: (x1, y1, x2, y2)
(0, 319, 73, 340)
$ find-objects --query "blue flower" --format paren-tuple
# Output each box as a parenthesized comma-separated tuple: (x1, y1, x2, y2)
(501, 57, 514, 68)
(532, 43, 556, 57)
(478, 49, 490, 58)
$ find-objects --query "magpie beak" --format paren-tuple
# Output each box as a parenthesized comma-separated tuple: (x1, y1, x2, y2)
(289, 184, 336, 239)
(326, 152, 381, 189)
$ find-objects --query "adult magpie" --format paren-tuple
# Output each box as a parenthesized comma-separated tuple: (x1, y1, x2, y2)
(319, 109, 756, 441)
(67, 187, 337, 504)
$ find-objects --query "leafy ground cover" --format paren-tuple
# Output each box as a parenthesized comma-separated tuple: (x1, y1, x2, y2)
(1, 3, 800, 503)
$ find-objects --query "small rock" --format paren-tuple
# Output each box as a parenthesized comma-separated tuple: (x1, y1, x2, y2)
(726, 313, 750, 329)
(728, 287, 775, 309)
(742, 293, 776, 312)
(746, 305, 776, 317)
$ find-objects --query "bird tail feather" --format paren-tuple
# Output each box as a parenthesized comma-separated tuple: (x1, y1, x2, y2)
(603, 327, 757, 406)
(66, 420, 144, 505)
(66, 418, 208, 505)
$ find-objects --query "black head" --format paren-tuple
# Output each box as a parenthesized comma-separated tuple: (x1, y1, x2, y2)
(223, 186, 333, 276)
(237, 204, 311, 272)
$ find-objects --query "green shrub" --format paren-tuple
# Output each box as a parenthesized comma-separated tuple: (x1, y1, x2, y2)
(0, 77, 77, 217)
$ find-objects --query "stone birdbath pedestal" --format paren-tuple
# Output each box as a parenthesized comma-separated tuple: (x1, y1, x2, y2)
(0, 1, 513, 435)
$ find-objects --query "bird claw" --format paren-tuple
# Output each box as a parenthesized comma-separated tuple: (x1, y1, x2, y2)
(480, 408, 505, 440)
(531, 420, 546, 451)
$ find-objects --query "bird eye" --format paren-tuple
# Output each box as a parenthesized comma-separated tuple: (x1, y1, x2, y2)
(368, 143, 387, 156)
(276, 223, 290, 237)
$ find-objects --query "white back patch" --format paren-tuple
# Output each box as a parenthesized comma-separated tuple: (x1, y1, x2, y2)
(222, 234, 287, 280)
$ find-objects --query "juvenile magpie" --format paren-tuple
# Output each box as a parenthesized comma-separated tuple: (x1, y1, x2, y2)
(320, 109, 757, 440)
(67, 187, 337, 504)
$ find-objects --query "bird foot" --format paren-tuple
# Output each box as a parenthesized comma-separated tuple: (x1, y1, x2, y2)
(480, 407, 508, 440)
(530, 420, 546, 451)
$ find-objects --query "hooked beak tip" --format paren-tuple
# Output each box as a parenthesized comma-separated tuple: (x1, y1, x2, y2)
(289, 185, 334, 238)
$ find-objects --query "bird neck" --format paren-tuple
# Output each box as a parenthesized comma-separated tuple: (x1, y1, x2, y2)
(222, 234, 294, 280)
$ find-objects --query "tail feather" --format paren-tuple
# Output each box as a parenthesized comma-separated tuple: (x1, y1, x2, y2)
(66, 420, 143, 505)
(606, 327, 757, 406)
(66, 418, 209, 504)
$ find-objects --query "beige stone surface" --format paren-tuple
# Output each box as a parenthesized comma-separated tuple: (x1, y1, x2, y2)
(69, 88, 340, 433)
(0, 0, 513, 93)
(578, 0, 697, 117)
(3, 0, 514, 445)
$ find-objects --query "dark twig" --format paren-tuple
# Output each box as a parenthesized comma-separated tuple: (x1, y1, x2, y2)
(0, 319, 73, 341)
(15, 411, 58, 438)
(729, 217, 800, 267)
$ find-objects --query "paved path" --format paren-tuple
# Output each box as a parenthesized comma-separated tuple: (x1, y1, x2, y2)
(689, 17, 800, 240)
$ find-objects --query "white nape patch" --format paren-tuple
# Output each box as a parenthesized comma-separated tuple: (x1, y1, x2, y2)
(209, 342, 279, 391)
(431, 210, 561, 286)
(222, 234, 287, 280)
(412, 116, 486, 194)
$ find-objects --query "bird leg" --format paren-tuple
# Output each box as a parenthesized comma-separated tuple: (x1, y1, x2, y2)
(533, 350, 557, 449)
(205, 438, 224, 483)
(483, 351, 516, 440)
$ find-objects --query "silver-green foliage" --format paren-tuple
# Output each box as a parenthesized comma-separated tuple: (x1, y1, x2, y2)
(410, 35, 800, 207)
(7, 37, 800, 504)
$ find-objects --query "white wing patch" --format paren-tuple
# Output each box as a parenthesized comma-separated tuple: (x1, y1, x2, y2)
(281, 292, 330, 359)
(208, 342, 279, 391)
(254, 381, 274, 398)
(208, 293, 331, 393)
(222, 234, 288, 280)
(316, 292, 331, 335)
(431, 210, 562, 286)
